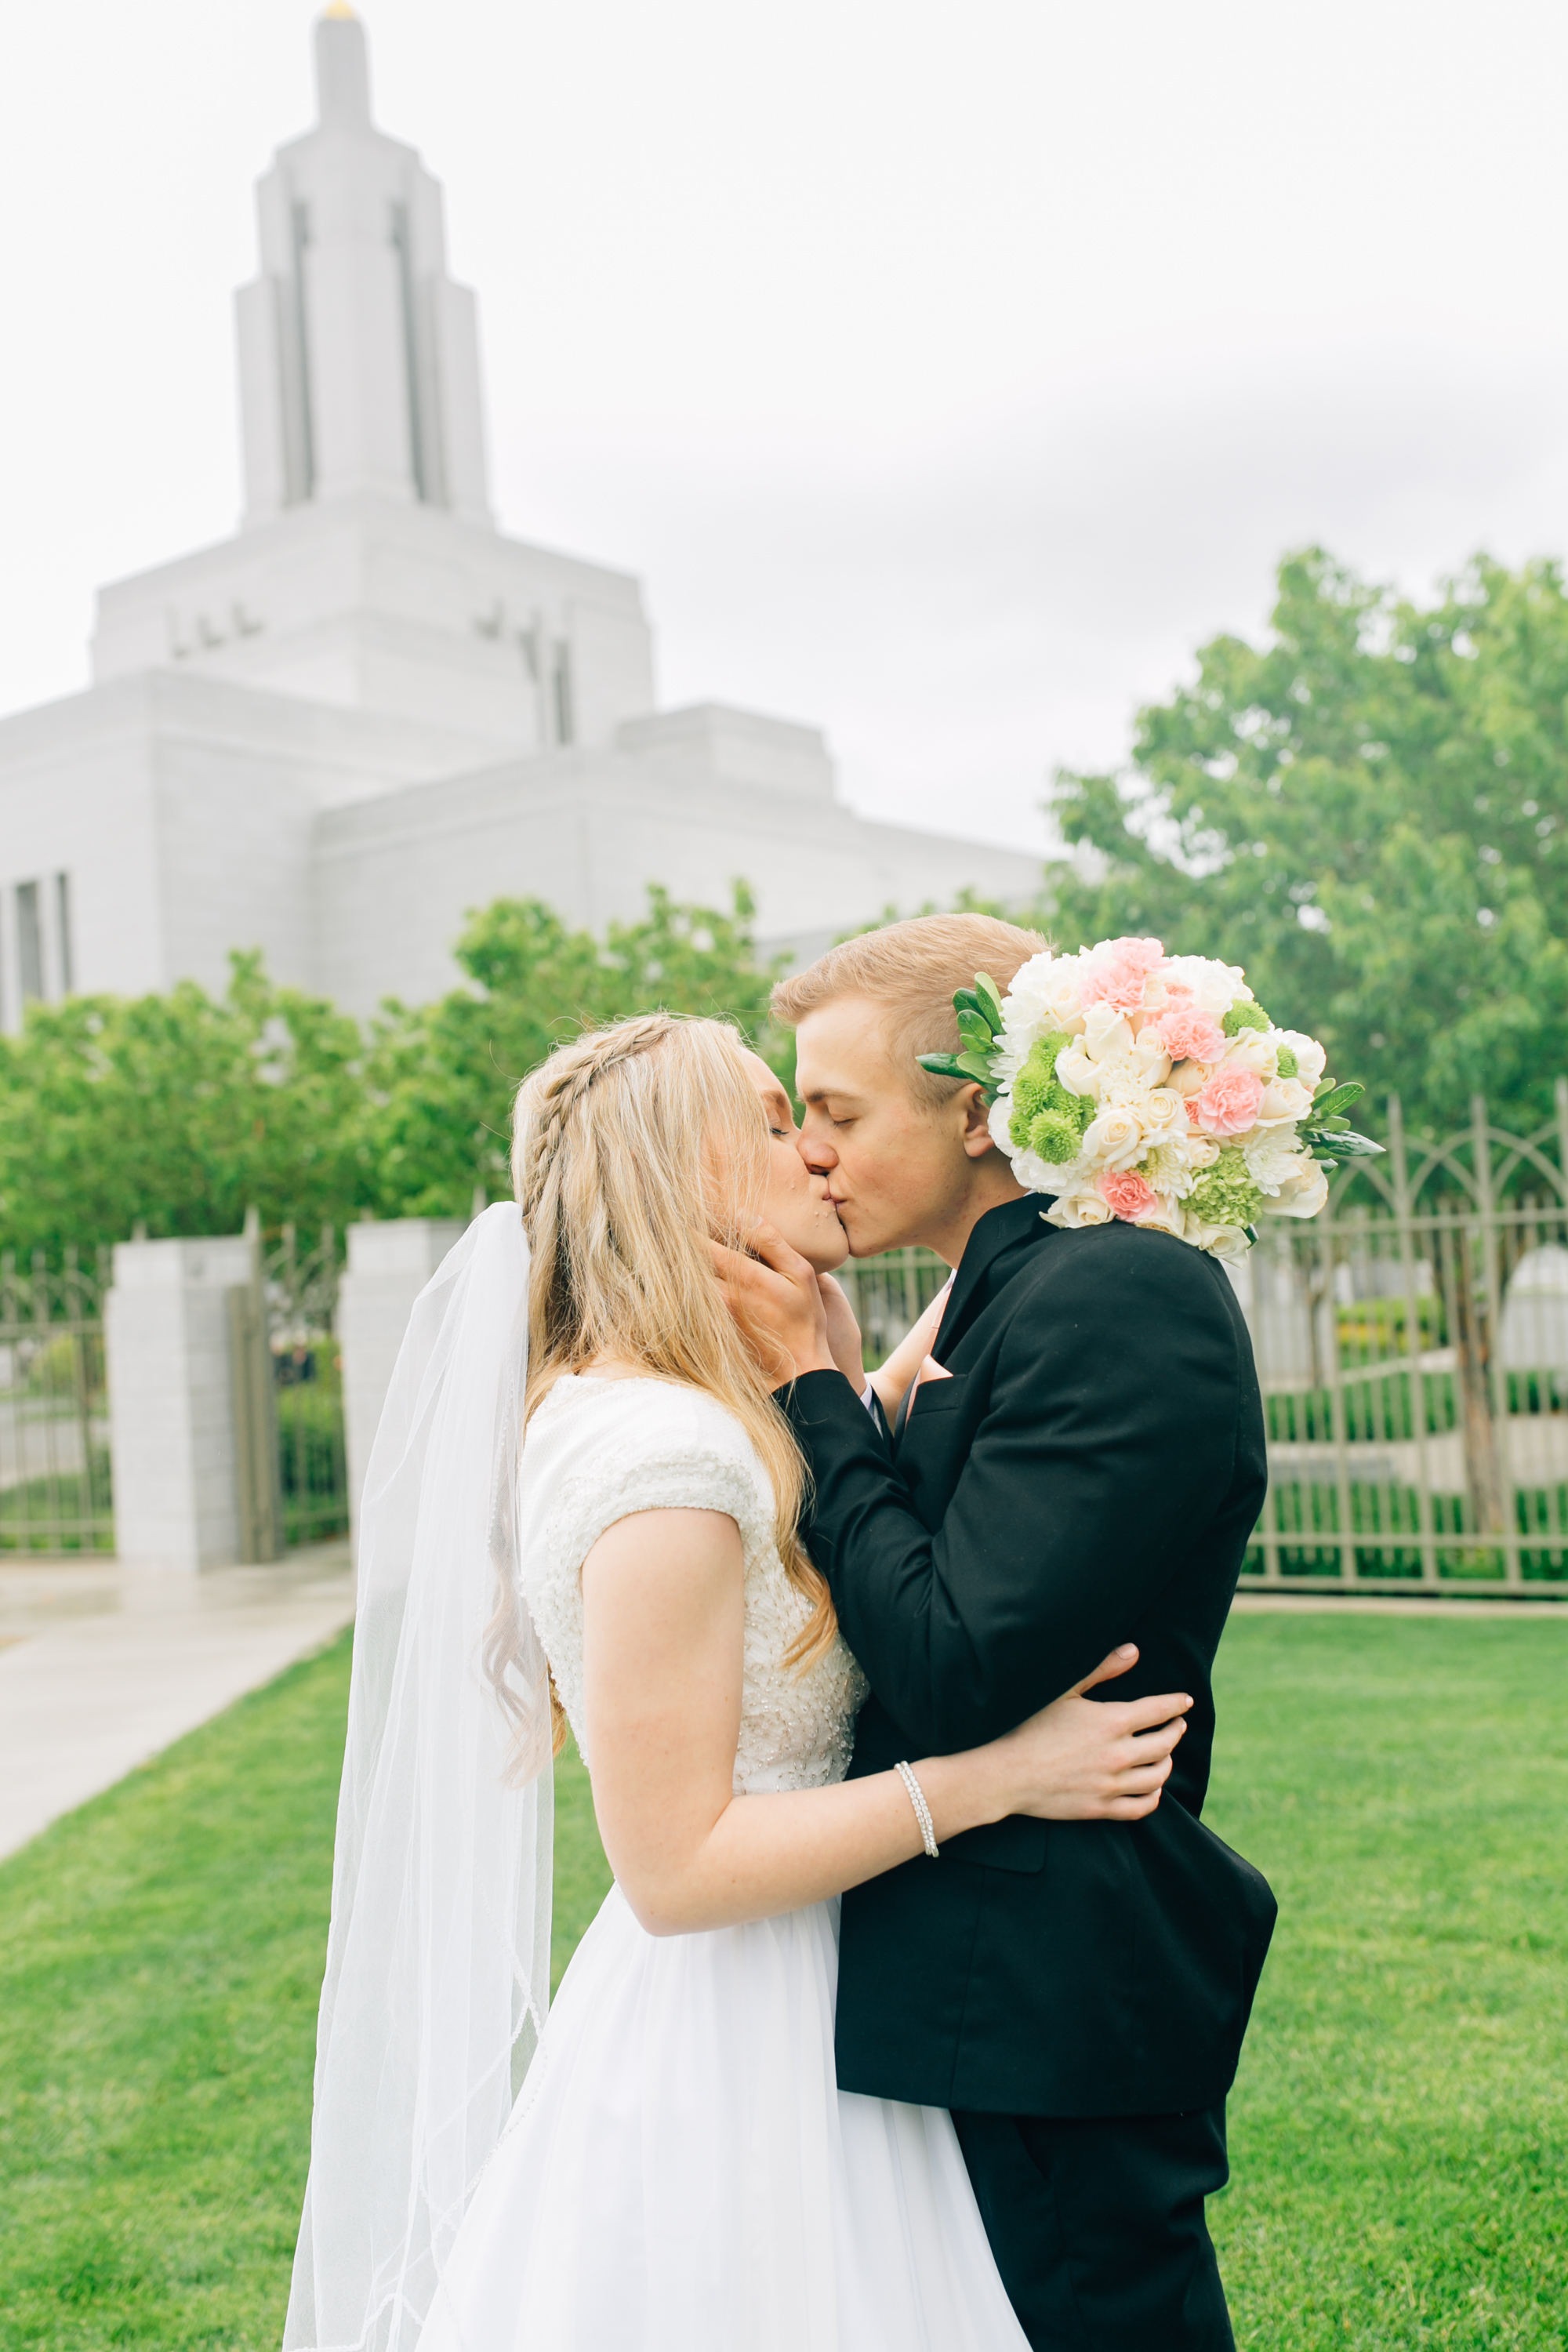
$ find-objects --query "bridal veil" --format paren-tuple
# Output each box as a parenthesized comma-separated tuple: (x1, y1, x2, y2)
(284, 1203, 553, 2352)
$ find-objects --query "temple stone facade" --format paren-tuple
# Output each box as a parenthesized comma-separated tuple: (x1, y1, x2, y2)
(0, 5, 1041, 1029)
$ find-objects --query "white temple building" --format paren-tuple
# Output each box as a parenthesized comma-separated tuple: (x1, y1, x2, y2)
(0, 5, 1041, 1028)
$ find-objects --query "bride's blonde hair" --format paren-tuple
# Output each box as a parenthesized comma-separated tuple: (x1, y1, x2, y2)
(504, 1013, 837, 1751)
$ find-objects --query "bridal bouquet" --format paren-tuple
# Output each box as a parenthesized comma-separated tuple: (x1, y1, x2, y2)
(919, 937, 1381, 1260)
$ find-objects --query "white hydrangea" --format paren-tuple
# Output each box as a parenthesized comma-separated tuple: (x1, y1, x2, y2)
(1004, 951, 1089, 1040)
(1157, 954, 1251, 1014)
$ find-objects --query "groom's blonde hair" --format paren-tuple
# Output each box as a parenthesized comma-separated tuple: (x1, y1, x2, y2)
(771, 913, 1047, 1107)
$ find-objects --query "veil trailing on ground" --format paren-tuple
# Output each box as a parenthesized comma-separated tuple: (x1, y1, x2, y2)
(285, 1203, 552, 2352)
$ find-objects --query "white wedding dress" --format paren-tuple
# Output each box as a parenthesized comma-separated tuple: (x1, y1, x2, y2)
(417, 1373, 1029, 2352)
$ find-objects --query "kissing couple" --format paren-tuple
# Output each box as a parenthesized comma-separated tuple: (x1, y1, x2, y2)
(286, 913, 1278, 2352)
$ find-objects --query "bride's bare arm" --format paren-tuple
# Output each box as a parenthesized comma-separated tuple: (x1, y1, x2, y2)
(863, 1281, 951, 1420)
(815, 1276, 952, 1419)
(582, 1507, 1189, 1938)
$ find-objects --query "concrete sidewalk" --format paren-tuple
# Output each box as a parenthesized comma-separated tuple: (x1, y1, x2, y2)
(0, 1547, 355, 1860)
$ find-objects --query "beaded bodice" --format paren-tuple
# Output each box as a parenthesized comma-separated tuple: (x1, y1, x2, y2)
(516, 1376, 867, 1795)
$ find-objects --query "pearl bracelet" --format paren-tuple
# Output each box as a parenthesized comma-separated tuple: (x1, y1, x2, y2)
(895, 1760, 939, 1860)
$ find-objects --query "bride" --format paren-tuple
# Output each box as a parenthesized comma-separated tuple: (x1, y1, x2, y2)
(284, 1013, 1192, 2352)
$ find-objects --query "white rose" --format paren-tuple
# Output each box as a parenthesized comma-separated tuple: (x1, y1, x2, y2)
(1083, 1002, 1134, 1062)
(1167, 1057, 1208, 1098)
(1223, 1029, 1276, 1078)
(1256, 1076, 1314, 1125)
(1134, 1197, 1189, 1241)
(1192, 1218, 1251, 1262)
(1054, 1044, 1099, 1099)
(1046, 1190, 1113, 1231)
(1267, 1159, 1330, 1218)
(1082, 1106, 1145, 1168)
(1140, 1086, 1186, 1139)
(1129, 1029, 1173, 1086)
(1184, 1135, 1221, 1171)
(1036, 967, 1089, 1036)
(1272, 1028, 1326, 1087)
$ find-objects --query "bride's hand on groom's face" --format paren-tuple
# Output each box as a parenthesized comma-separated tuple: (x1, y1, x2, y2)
(710, 1225, 842, 1385)
(991, 1646, 1193, 1824)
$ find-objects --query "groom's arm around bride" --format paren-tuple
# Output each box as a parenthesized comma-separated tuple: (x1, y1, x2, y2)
(728, 913, 1278, 2352)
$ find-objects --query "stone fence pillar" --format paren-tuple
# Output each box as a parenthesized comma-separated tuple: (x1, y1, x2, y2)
(338, 1219, 463, 1550)
(105, 1234, 281, 1571)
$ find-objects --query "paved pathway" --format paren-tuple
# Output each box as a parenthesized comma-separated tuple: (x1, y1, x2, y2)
(0, 1547, 354, 1860)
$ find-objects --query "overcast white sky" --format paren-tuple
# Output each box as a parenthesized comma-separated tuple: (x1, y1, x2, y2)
(5, 1, 1568, 855)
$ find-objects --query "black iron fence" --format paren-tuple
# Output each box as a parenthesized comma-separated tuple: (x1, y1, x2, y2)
(1239, 1090, 1568, 1593)
(839, 1094, 1568, 1600)
(0, 1249, 113, 1554)
(263, 1219, 349, 1548)
(19, 1102, 1568, 1593)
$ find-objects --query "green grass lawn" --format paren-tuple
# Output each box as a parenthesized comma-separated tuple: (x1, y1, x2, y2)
(1206, 1616, 1568, 2349)
(0, 1614, 1562, 2350)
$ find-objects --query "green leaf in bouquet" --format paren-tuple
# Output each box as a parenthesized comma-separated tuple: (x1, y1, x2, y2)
(952, 988, 991, 1030)
(917, 1052, 968, 1082)
(1321, 1127, 1384, 1160)
(955, 1051, 998, 1087)
(956, 1012, 996, 1055)
(1314, 1082, 1365, 1120)
(974, 972, 1007, 1032)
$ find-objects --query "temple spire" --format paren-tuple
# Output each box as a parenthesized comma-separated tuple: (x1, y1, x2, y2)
(234, 10, 492, 528)
(315, 5, 372, 131)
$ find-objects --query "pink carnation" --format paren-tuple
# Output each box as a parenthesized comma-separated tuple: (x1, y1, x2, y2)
(1193, 1066, 1264, 1136)
(1080, 935, 1165, 1015)
(1098, 1169, 1159, 1222)
(1156, 1004, 1227, 1064)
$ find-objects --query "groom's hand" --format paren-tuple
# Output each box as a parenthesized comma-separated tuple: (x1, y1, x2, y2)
(712, 1225, 839, 1384)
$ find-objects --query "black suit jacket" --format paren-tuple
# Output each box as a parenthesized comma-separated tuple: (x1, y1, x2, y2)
(782, 1196, 1276, 2118)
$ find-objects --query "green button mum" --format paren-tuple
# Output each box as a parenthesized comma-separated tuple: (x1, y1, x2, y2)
(1009, 1033, 1094, 1164)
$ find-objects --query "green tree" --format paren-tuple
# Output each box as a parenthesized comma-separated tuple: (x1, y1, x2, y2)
(0, 886, 789, 1256)
(1044, 548, 1568, 1139)
(0, 953, 366, 1261)
(361, 882, 790, 1218)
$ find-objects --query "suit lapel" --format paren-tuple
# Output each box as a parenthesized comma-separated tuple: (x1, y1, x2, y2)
(935, 1194, 1051, 1362)
(891, 1195, 1053, 1448)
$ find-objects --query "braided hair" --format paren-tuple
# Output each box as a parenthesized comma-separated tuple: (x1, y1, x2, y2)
(496, 1014, 837, 1755)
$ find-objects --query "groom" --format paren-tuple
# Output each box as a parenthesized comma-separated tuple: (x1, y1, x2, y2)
(728, 913, 1276, 2351)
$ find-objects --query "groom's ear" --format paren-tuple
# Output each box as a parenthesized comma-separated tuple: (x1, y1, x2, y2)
(956, 1083, 997, 1160)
